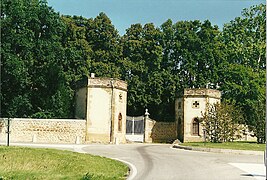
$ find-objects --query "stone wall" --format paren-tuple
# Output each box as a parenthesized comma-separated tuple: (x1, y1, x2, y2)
(145, 118, 177, 143)
(0, 118, 86, 144)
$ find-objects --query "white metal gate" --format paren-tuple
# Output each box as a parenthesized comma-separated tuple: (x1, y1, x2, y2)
(125, 116, 144, 142)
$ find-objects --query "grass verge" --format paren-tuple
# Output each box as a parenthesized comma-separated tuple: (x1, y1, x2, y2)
(181, 141, 265, 151)
(0, 146, 128, 180)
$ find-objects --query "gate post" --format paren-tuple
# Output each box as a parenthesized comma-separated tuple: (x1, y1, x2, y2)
(132, 117, 135, 135)
(144, 109, 150, 143)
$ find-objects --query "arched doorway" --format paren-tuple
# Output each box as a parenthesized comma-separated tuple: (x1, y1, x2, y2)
(192, 118, 199, 136)
(118, 113, 122, 132)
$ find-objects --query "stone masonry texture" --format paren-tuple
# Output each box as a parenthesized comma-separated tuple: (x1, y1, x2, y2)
(145, 118, 177, 143)
(0, 118, 86, 144)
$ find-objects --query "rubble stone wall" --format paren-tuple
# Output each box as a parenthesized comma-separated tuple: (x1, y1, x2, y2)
(145, 118, 177, 143)
(0, 118, 86, 144)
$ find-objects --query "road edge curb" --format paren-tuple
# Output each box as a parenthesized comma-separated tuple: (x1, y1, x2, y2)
(75, 146, 137, 180)
(172, 144, 264, 155)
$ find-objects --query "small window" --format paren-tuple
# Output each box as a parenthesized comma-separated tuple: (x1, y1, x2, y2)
(192, 101, 200, 108)
(118, 113, 122, 132)
(192, 118, 199, 136)
(119, 93, 123, 102)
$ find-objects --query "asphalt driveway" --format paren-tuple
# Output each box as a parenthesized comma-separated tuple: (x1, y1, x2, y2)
(3, 142, 265, 180)
(80, 143, 265, 180)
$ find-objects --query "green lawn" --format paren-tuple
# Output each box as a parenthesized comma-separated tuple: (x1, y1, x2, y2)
(181, 141, 265, 151)
(0, 146, 128, 180)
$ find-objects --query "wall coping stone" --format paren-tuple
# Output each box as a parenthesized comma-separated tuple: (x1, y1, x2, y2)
(0, 118, 86, 122)
(176, 88, 221, 99)
(76, 77, 127, 91)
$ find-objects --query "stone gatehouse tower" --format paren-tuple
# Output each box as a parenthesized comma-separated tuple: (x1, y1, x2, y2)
(175, 88, 221, 142)
(75, 75, 127, 144)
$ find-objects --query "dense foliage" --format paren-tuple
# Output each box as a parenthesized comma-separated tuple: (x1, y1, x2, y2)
(1, 0, 73, 118)
(201, 102, 244, 143)
(1, 1, 266, 141)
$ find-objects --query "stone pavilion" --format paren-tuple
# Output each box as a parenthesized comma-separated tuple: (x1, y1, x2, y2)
(175, 88, 221, 142)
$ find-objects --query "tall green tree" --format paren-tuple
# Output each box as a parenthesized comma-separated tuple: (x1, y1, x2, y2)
(172, 20, 201, 89)
(170, 20, 225, 90)
(86, 12, 122, 78)
(121, 23, 166, 119)
(156, 19, 177, 120)
(1, 0, 72, 118)
(61, 15, 92, 85)
(120, 24, 146, 115)
(221, 4, 266, 143)
(156, 19, 225, 120)
(222, 4, 266, 69)
(219, 64, 265, 143)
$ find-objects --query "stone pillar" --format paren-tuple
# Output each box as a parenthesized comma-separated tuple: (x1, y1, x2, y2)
(144, 109, 153, 143)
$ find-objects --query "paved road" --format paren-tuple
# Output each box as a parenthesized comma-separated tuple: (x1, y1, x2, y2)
(80, 144, 265, 180)
(3, 142, 265, 180)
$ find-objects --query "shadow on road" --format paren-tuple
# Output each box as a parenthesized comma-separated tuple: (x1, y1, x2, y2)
(136, 145, 154, 178)
(241, 173, 265, 177)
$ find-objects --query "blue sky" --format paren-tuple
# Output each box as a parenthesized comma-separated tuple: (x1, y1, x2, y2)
(47, 0, 265, 35)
